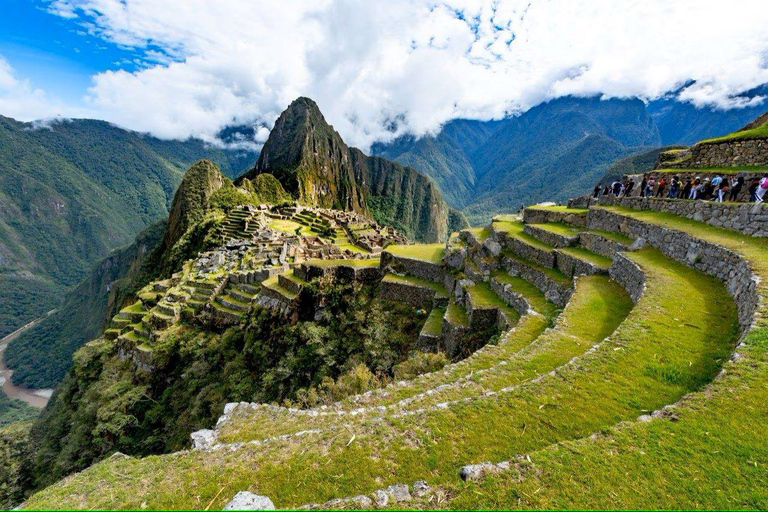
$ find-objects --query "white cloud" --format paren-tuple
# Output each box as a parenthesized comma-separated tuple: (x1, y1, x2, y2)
(0, 57, 76, 121)
(25, 0, 768, 148)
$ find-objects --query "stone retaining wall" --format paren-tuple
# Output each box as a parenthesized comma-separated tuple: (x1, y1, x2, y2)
(441, 317, 469, 358)
(502, 237, 556, 268)
(587, 208, 758, 332)
(523, 224, 578, 248)
(597, 195, 768, 237)
(278, 275, 304, 295)
(578, 232, 629, 258)
(523, 208, 587, 227)
(677, 139, 768, 168)
(379, 280, 436, 309)
(554, 250, 604, 278)
(489, 277, 530, 316)
(501, 254, 573, 307)
(381, 252, 446, 283)
(608, 253, 645, 303)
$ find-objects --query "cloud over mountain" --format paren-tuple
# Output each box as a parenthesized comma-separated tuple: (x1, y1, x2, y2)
(12, 0, 768, 148)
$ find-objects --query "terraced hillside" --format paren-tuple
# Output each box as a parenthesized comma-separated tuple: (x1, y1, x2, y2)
(21, 192, 768, 510)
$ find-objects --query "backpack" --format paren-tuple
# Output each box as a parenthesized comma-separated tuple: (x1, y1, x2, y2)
(761, 177, 768, 189)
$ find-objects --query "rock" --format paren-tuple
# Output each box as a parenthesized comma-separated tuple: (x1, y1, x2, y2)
(385, 484, 411, 502)
(412, 480, 431, 498)
(222, 491, 275, 510)
(637, 414, 652, 422)
(190, 429, 216, 450)
(483, 238, 502, 257)
(459, 461, 501, 482)
(351, 495, 373, 508)
(445, 247, 466, 269)
(372, 489, 389, 507)
(627, 237, 647, 251)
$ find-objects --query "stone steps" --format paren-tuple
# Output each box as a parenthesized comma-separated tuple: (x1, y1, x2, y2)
(215, 293, 251, 313)
(554, 246, 612, 278)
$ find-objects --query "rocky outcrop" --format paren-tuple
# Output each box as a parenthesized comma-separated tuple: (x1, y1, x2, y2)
(239, 97, 460, 242)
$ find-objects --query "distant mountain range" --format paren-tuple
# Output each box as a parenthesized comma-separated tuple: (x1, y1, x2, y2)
(373, 87, 768, 223)
(0, 115, 257, 343)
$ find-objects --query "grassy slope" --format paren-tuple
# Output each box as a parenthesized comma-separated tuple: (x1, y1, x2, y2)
(436, 207, 768, 509)
(385, 244, 445, 263)
(700, 118, 768, 143)
(24, 246, 739, 509)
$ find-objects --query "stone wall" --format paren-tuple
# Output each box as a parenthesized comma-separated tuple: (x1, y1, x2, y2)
(501, 254, 573, 307)
(608, 253, 645, 303)
(587, 208, 758, 332)
(676, 139, 768, 168)
(501, 237, 556, 268)
(523, 224, 578, 248)
(379, 279, 437, 309)
(554, 250, 604, 278)
(578, 232, 629, 258)
(490, 277, 530, 316)
(597, 195, 768, 237)
(522, 208, 587, 227)
(381, 252, 446, 283)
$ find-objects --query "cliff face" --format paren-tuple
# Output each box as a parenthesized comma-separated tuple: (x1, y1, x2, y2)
(248, 97, 366, 212)
(242, 97, 460, 241)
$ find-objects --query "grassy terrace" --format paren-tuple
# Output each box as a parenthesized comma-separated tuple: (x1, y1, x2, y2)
(445, 301, 469, 326)
(25, 246, 738, 510)
(501, 248, 572, 286)
(206, 275, 628, 442)
(490, 270, 560, 320)
(526, 205, 588, 213)
(267, 219, 315, 235)
(585, 228, 633, 244)
(492, 219, 555, 252)
(261, 275, 298, 300)
(303, 258, 380, 268)
(421, 307, 445, 336)
(382, 273, 447, 297)
(385, 243, 444, 263)
(557, 246, 613, 268)
(653, 165, 768, 175)
(528, 222, 580, 236)
(700, 120, 768, 143)
(466, 282, 520, 323)
(464, 226, 491, 243)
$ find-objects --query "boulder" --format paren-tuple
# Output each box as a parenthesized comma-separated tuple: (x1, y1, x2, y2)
(190, 429, 216, 450)
(222, 492, 275, 510)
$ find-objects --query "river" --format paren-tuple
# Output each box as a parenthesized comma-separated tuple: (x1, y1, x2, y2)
(0, 311, 56, 408)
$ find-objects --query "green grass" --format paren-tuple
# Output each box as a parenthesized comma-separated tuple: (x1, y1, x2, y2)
(492, 219, 555, 252)
(557, 246, 613, 268)
(24, 245, 740, 510)
(490, 271, 559, 320)
(466, 282, 521, 325)
(446, 301, 469, 326)
(385, 244, 444, 263)
(304, 258, 380, 268)
(501, 249, 572, 286)
(421, 308, 445, 336)
(527, 222, 580, 236)
(526, 205, 588, 213)
(382, 273, 447, 297)
(268, 218, 314, 235)
(464, 226, 491, 243)
(700, 120, 768, 143)
(585, 228, 633, 244)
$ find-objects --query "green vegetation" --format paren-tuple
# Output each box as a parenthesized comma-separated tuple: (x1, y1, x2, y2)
(385, 243, 445, 263)
(25, 247, 738, 510)
(393, 351, 449, 381)
(585, 228, 633, 244)
(0, 115, 255, 343)
(501, 249, 572, 286)
(421, 307, 445, 335)
(700, 115, 768, 143)
(490, 270, 560, 320)
(24, 279, 427, 490)
(0, 392, 38, 427)
(446, 301, 469, 326)
(382, 273, 447, 297)
(0, 422, 32, 509)
(304, 258, 380, 268)
(557, 246, 613, 268)
(527, 222, 580, 236)
(243, 174, 291, 204)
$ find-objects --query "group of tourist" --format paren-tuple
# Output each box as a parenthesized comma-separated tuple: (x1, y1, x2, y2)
(594, 173, 768, 204)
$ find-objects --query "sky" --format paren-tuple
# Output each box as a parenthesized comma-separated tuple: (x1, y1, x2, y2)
(1, 0, 768, 149)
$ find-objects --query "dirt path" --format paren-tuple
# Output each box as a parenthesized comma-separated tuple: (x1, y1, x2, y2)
(0, 311, 57, 408)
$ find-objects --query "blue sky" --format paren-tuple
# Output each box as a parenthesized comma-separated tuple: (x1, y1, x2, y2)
(0, 0, 138, 107)
(0, 0, 767, 147)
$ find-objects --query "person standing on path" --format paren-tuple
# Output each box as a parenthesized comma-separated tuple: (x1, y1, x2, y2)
(757, 174, 768, 204)
(730, 176, 744, 201)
